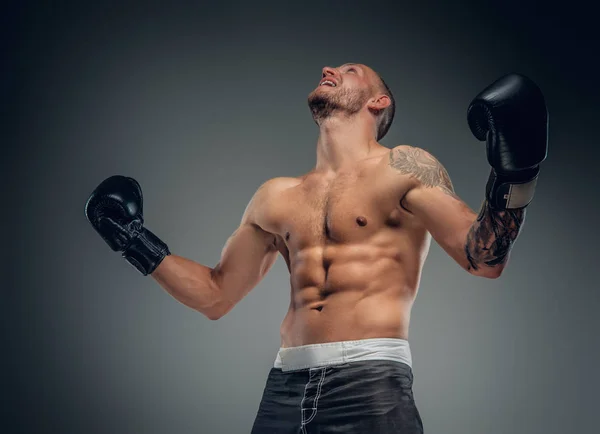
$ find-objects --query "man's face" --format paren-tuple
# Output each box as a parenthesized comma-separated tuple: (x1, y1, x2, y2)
(308, 63, 379, 123)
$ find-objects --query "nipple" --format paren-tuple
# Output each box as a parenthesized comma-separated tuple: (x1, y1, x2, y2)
(356, 216, 367, 227)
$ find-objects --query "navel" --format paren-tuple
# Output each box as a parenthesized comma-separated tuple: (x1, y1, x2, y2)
(285, 231, 290, 241)
(356, 216, 368, 227)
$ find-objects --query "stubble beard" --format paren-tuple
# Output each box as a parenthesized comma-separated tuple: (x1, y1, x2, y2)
(308, 86, 370, 124)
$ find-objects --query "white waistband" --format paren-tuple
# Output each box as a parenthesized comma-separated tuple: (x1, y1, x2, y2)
(273, 338, 412, 372)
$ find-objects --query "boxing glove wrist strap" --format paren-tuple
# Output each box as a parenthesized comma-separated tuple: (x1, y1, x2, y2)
(486, 167, 539, 210)
(122, 227, 171, 276)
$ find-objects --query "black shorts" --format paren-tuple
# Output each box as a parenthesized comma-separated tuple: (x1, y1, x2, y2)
(251, 339, 424, 433)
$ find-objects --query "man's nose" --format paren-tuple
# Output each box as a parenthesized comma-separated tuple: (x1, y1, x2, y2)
(322, 66, 336, 77)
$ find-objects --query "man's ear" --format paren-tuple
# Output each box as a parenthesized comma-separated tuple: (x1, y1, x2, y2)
(368, 94, 391, 114)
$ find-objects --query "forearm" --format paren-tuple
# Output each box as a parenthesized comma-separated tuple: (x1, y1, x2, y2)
(151, 255, 224, 319)
(465, 200, 526, 277)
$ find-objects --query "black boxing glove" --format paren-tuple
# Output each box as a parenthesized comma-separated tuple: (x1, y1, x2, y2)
(85, 175, 170, 275)
(467, 73, 548, 210)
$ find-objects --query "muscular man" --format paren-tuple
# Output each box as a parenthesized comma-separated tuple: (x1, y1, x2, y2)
(85, 64, 548, 433)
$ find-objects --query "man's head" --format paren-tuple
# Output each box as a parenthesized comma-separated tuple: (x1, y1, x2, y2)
(307, 63, 395, 141)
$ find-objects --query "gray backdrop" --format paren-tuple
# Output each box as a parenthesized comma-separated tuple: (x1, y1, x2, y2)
(5, 1, 599, 433)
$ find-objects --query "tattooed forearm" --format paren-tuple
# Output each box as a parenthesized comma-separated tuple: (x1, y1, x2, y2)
(465, 201, 525, 271)
(389, 146, 459, 199)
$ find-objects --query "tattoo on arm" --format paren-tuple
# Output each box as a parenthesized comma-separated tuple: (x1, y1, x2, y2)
(388, 147, 525, 272)
(465, 201, 525, 271)
(388, 146, 459, 199)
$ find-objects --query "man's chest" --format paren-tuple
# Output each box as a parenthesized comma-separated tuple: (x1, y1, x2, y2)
(261, 169, 411, 248)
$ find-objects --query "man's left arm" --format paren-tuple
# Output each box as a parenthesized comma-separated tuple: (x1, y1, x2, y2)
(395, 73, 549, 278)
(391, 146, 525, 278)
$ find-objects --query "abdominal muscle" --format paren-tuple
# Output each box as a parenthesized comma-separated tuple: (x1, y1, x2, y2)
(279, 242, 421, 348)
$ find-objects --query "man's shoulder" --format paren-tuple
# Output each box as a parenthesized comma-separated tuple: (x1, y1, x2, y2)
(386, 144, 445, 173)
(386, 144, 455, 194)
(242, 176, 300, 228)
(248, 176, 300, 210)
(255, 176, 301, 197)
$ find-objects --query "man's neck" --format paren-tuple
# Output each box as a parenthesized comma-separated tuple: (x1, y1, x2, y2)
(315, 114, 381, 172)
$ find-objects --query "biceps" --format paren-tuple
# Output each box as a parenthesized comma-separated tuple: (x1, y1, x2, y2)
(406, 187, 477, 258)
(212, 223, 278, 306)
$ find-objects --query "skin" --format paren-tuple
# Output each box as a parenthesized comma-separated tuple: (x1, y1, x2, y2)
(152, 63, 526, 347)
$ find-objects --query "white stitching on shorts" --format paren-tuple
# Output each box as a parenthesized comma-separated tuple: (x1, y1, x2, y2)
(304, 367, 327, 425)
(300, 367, 327, 433)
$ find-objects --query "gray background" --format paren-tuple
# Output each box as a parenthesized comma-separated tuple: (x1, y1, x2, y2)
(5, 1, 599, 433)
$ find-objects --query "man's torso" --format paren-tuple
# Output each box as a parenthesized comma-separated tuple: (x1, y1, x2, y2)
(255, 146, 431, 347)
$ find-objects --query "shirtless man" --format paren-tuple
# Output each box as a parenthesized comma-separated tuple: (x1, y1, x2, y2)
(85, 64, 548, 433)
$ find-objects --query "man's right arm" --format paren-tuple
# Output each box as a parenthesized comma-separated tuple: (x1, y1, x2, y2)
(150, 182, 279, 320)
(85, 175, 280, 320)
(151, 223, 278, 320)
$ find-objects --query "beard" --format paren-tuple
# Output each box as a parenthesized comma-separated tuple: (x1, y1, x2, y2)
(307, 86, 370, 124)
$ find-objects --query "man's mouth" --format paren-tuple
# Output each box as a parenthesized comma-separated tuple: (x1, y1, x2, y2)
(319, 79, 337, 87)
